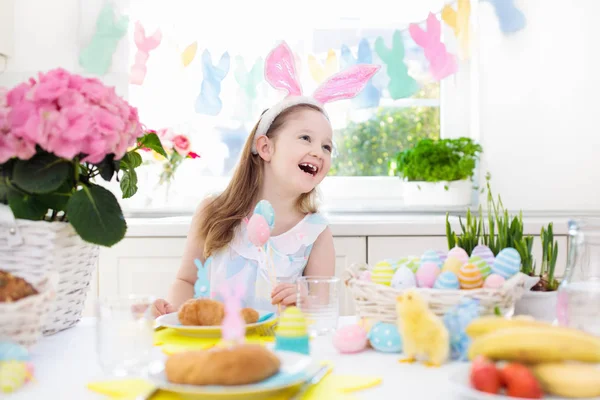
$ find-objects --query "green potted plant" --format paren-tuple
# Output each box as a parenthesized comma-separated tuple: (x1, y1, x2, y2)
(394, 137, 482, 206)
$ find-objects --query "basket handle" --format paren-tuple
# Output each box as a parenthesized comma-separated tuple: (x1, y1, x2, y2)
(0, 204, 24, 247)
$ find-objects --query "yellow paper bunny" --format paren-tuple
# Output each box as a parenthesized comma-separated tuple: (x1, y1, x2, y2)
(395, 289, 449, 367)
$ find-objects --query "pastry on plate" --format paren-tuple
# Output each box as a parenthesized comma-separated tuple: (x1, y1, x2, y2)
(165, 343, 281, 385)
(178, 299, 225, 326)
(241, 307, 259, 324)
(0, 271, 38, 302)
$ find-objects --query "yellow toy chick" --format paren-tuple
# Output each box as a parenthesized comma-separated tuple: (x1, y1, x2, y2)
(395, 289, 449, 367)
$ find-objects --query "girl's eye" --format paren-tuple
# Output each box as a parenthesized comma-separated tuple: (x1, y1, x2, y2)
(300, 135, 311, 142)
(323, 145, 332, 153)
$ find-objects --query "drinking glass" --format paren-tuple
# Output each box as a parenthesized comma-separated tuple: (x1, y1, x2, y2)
(557, 219, 600, 335)
(96, 295, 155, 377)
(275, 275, 297, 313)
(296, 276, 340, 337)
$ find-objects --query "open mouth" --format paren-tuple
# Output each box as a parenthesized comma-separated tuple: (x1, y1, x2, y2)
(298, 162, 318, 176)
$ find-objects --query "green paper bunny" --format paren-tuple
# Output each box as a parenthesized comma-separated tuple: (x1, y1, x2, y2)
(374, 30, 419, 100)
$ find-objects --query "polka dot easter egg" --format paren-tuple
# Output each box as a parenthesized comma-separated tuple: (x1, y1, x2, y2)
(333, 324, 368, 354)
(483, 273, 506, 289)
(468, 255, 491, 278)
(371, 262, 394, 286)
(471, 244, 495, 266)
(420, 250, 442, 269)
(447, 247, 469, 264)
(433, 271, 460, 290)
(391, 266, 417, 290)
(416, 262, 440, 288)
(458, 263, 483, 289)
(492, 248, 521, 279)
(442, 256, 463, 275)
(367, 322, 402, 353)
(396, 256, 420, 273)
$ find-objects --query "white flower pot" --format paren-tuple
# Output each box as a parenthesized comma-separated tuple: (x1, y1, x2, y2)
(403, 179, 472, 207)
(514, 290, 558, 322)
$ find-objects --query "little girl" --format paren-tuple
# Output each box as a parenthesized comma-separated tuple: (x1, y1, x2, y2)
(152, 41, 378, 316)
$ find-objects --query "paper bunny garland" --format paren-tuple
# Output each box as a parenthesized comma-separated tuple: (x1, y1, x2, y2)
(251, 41, 379, 154)
(193, 258, 211, 298)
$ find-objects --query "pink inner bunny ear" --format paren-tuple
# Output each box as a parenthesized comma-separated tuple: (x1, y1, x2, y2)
(312, 64, 380, 104)
(427, 12, 441, 40)
(264, 41, 303, 97)
(409, 22, 427, 47)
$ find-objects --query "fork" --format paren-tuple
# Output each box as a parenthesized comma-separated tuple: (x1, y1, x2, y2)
(289, 365, 331, 400)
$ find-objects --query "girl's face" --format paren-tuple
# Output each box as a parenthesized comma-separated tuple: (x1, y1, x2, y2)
(259, 108, 333, 196)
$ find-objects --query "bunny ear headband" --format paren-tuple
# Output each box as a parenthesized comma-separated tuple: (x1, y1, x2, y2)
(251, 41, 380, 154)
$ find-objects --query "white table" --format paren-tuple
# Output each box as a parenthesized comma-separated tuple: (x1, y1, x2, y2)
(8, 317, 465, 399)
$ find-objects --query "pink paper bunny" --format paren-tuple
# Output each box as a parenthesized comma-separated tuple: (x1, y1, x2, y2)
(409, 13, 458, 81)
(130, 21, 162, 85)
(218, 279, 246, 344)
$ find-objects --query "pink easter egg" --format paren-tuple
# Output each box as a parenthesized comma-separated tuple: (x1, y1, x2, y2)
(483, 273, 506, 289)
(447, 247, 469, 264)
(416, 262, 440, 288)
(332, 324, 368, 354)
(247, 214, 270, 247)
(359, 270, 372, 282)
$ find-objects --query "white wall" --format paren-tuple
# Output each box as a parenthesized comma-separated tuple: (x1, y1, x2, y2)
(476, 0, 600, 212)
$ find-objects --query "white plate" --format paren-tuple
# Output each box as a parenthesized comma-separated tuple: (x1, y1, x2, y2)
(148, 350, 317, 399)
(155, 311, 277, 338)
(448, 363, 600, 400)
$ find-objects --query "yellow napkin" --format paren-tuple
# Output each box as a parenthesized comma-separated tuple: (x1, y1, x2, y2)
(153, 328, 275, 355)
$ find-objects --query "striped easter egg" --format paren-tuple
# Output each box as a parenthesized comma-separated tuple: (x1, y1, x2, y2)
(448, 247, 469, 264)
(468, 255, 491, 278)
(458, 263, 483, 289)
(472, 245, 495, 266)
(276, 306, 307, 337)
(433, 271, 460, 290)
(371, 263, 395, 286)
(442, 256, 463, 275)
(396, 256, 420, 274)
(420, 250, 443, 268)
(492, 248, 521, 279)
(436, 250, 448, 263)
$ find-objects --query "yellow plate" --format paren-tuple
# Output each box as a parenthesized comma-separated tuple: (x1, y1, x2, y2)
(155, 311, 277, 338)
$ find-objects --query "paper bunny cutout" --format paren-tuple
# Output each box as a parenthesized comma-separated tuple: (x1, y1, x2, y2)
(374, 31, 419, 99)
(409, 13, 458, 81)
(218, 279, 246, 343)
(79, 3, 129, 76)
(234, 56, 264, 100)
(252, 41, 379, 149)
(340, 39, 381, 108)
(130, 21, 162, 85)
(193, 258, 211, 298)
(308, 49, 338, 84)
(181, 41, 198, 67)
(195, 50, 230, 116)
(442, 0, 471, 60)
(484, 0, 526, 34)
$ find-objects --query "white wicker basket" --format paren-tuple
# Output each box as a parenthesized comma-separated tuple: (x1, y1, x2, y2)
(0, 271, 59, 347)
(0, 205, 99, 335)
(345, 263, 530, 324)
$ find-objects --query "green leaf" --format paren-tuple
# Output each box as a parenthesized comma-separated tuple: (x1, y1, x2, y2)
(138, 132, 167, 158)
(12, 153, 71, 194)
(36, 181, 74, 212)
(123, 151, 143, 169)
(7, 192, 47, 220)
(66, 184, 126, 247)
(96, 154, 118, 182)
(120, 169, 138, 199)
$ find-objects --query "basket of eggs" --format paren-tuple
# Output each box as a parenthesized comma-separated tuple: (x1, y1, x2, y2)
(345, 245, 530, 324)
(0, 270, 59, 347)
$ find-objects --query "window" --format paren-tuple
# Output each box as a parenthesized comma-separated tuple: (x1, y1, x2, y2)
(120, 0, 474, 215)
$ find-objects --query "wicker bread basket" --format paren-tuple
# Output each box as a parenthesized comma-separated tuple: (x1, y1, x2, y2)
(345, 262, 530, 324)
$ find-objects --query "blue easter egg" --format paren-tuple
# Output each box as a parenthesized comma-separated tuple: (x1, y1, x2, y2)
(253, 200, 275, 230)
(367, 322, 402, 353)
(492, 248, 521, 279)
(433, 271, 460, 290)
(421, 250, 442, 268)
(443, 298, 481, 361)
(0, 342, 30, 361)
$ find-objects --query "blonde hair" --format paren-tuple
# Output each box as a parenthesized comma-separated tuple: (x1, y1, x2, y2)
(199, 104, 322, 258)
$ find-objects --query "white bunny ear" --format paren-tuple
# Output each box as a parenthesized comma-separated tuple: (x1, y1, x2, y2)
(264, 41, 303, 97)
(312, 64, 380, 104)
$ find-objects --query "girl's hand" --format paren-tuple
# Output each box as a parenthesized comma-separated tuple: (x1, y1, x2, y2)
(152, 298, 175, 317)
(271, 283, 298, 306)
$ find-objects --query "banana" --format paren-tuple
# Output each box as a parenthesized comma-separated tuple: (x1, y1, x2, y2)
(468, 326, 600, 363)
(532, 363, 600, 398)
(465, 316, 552, 339)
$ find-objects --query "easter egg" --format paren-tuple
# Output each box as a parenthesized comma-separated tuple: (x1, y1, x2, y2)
(0, 360, 30, 393)
(420, 250, 442, 268)
(448, 247, 469, 264)
(333, 325, 368, 354)
(458, 263, 483, 289)
(416, 262, 440, 288)
(396, 256, 420, 273)
(437, 250, 448, 263)
(367, 322, 402, 353)
(483, 273, 506, 289)
(359, 270, 371, 282)
(253, 200, 275, 230)
(247, 214, 270, 247)
(371, 263, 394, 286)
(0, 342, 29, 362)
(390, 266, 417, 290)
(472, 245, 495, 266)
(492, 248, 521, 279)
(433, 271, 460, 290)
(468, 255, 491, 278)
(276, 306, 307, 337)
(442, 256, 463, 275)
